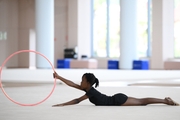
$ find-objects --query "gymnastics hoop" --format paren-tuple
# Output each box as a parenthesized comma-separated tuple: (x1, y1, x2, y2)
(0, 50, 56, 106)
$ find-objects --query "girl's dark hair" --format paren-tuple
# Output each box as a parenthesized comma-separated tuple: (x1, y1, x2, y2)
(83, 73, 99, 88)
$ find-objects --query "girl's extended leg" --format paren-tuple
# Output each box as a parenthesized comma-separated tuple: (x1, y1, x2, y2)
(122, 97, 179, 106)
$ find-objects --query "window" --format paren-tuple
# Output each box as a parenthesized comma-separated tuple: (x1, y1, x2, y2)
(174, 0, 180, 58)
(92, 0, 150, 58)
(137, 0, 151, 57)
(92, 0, 120, 58)
(109, 0, 120, 57)
(92, 0, 108, 57)
(0, 32, 2, 40)
(0, 31, 7, 41)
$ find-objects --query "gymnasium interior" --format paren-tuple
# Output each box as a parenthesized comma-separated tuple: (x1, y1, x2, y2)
(0, 0, 180, 120)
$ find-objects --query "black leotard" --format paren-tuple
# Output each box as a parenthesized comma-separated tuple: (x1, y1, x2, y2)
(85, 87, 128, 106)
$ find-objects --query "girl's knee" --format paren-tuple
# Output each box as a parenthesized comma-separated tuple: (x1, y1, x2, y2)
(139, 99, 148, 105)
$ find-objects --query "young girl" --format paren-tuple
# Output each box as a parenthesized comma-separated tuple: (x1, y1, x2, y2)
(52, 72, 179, 107)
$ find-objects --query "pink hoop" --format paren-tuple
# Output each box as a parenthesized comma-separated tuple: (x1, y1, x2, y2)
(0, 50, 56, 106)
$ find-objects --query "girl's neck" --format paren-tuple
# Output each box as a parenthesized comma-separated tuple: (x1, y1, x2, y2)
(85, 85, 91, 92)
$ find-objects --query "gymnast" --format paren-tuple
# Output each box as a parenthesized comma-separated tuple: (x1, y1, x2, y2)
(52, 72, 179, 107)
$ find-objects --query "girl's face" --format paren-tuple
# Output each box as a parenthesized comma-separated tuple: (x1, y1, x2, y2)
(80, 76, 89, 89)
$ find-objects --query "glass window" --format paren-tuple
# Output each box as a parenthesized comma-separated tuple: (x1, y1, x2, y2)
(92, 0, 150, 58)
(0, 31, 7, 41)
(0, 32, 2, 40)
(137, 0, 149, 57)
(93, 0, 107, 57)
(3, 32, 7, 40)
(174, 0, 180, 58)
(109, 0, 120, 58)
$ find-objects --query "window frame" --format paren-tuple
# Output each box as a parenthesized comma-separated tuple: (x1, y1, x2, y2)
(91, 0, 152, 58)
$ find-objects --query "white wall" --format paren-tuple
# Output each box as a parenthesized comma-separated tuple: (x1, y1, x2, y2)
(0, 0, 19, 68)
(77, 0, 91, 59)
(151, 0, 174, 69)
(68, 0, 91, 59)
(2, 69, 180, 83)
(54, 0, 68, 67)
(67, 0, 78, 48)
(18, 0, 35, 68)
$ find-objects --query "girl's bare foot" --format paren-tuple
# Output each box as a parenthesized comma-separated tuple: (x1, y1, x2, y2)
(165, 97, 179, 106)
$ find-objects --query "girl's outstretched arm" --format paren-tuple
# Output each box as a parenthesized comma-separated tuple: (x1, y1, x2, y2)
(53, 72, 82, 90)
(52, 94, 88, 107)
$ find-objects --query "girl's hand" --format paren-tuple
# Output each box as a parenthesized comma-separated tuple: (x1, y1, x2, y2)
(52, 104, 63, 107)
(53, 72, 60, 79)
